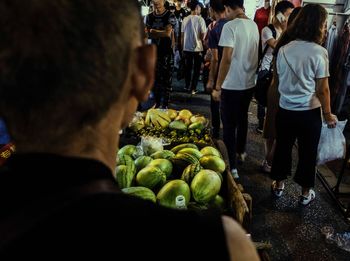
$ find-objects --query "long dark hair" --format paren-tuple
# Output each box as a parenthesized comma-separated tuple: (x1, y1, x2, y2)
(275, 4, 327, 55)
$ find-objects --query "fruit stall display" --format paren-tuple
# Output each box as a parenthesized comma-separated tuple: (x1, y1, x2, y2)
(116, 141, 250, 227)
(116, 143, 227, 212)
(127, 108, 212, 144)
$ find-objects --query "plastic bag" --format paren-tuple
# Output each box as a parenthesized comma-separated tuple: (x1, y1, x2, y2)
(317, 120, 347, 165)
(321, 226, 350, 252)
(140, 136, 164, 156)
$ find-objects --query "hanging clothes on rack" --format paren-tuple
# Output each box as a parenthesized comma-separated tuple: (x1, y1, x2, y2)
(345, 0, 350, 13)
(334, 49, 350, 114)
(330, 21, 350, 107)
(326, 23, 338, 66)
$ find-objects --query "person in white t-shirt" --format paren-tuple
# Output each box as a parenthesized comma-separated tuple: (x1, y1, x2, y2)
(257, 1, 294, 173)
(270, 4, 337, 206)
(213, 0, 259, 179)
(181, 0, 207, 94)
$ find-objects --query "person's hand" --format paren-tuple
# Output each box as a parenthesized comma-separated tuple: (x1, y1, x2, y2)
(212, 89, 221, 102)
(206, 80, 214, 93)
(324, 113, 337, 128)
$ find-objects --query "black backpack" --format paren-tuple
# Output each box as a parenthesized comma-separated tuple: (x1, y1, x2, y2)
(257, 24, 277, 70)
(255, 24, 277, 107)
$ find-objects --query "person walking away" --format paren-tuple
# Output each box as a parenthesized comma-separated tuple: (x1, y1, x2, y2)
(270, 4, 337, 205)
(254, 0, 272, 134)
(146, 0, 176, 108)
(258, 0, 294, 173)
(263, 7, 301, 153)
(0, 0, 260, 260)
(206, 0, 228, 139)
(213, 0, 259, 178)
(181, 0, 207, 94)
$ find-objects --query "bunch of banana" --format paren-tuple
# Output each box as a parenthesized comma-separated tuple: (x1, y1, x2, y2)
(145, 109, 172, 129)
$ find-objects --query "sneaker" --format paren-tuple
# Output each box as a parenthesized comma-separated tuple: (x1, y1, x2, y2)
(299, 189, 315, 206)
(231, 169, 239, 179)
(271, 180, 284, 197)
(261, 160, 272, 173)
(191, 90, 198, 95)
(237, 152, 247, 165)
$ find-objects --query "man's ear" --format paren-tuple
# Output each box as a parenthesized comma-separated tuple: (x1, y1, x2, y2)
(130, 44, 157, 102)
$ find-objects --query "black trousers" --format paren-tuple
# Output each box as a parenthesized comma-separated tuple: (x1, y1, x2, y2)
(221, 88, 254, 169)
(211, 96, 220, 139)
(154, 53, 172, 108)
(183, 51, 202, 91)
(257, 103, 266, 129)
(271, 107, 322, 188)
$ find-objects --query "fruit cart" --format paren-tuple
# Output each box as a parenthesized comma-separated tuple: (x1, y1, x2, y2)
(119, 108, 252, 231)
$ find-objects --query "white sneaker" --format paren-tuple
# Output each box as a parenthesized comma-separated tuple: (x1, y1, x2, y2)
(299, 189, 316, 206)
(231, 169, 239, 179)
(271, 180, 284, 197)
(237, 152, 247, 165)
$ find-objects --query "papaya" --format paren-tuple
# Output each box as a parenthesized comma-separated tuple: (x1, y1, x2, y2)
(178, 109, 193, 120)
(115, 165, 135, 189)
(177, 148, 203, 160)
(151, 150, 175, 160)
(170, 143, 198, 154)
(157, 180, 191, 209)
(199, 155, 226, 173)
(191, 169, 221, 204)
(117, 145, 137, 159)
(200, 146, 222, 158)
(122, 186, 156, 203)
(148, 159, 173, 178)
(169, 120, 187, 131)
(136, 166, 166, 191)
(181, 163, 202, 185)
(172, 153, 199, 178)
(134, 156, 152, 172)
(188, 122, 204, 131)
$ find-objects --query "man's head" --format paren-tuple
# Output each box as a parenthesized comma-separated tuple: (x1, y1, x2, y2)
(0, 0, 156, 153)
(222, 0, 244, 19)
(274, 1, 294, 29)
(189, 0, 201, 15)
(210, 0, 225, 19)
(264, 0, 270, 9)
(153, 0, 166, 13)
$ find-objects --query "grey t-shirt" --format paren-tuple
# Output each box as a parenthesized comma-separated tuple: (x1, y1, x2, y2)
(277, 40, 330, 111)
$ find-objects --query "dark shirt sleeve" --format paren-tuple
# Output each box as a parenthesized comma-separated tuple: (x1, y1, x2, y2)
(208, 28, 218, 50)
(167, 12, 177, 28)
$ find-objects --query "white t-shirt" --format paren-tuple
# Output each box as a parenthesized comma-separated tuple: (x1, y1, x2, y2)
(219, 18, 259, 90)
(260, 25, 281, 71)
(181, 15, 207, 52)
(277, 40, 330, 111)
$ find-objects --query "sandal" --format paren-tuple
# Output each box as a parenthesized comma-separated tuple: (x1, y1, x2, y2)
(299, 189, 315, 206)
(271, 181, 284, 197)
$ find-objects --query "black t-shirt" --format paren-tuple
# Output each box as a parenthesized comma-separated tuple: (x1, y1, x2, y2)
(146, 10, 176, 55)
(174, 8, 187, 21)
(0, 154, 230, 260)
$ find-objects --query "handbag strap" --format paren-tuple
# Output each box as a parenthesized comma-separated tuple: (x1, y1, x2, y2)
(282, 48, 306, 88)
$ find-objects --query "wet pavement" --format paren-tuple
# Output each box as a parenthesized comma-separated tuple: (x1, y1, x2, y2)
(168, 77, 350, 260)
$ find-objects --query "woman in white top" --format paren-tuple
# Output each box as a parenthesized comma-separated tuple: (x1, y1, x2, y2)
(270, 4, 337, 205)
(258, 1, 294, 174)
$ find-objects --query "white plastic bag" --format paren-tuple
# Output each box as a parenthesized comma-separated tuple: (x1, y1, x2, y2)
(317, 120, 348, 165)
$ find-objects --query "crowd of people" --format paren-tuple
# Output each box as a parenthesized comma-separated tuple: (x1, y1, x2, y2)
(0, 0, 339, 259)
(145, 0, 337, 205)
